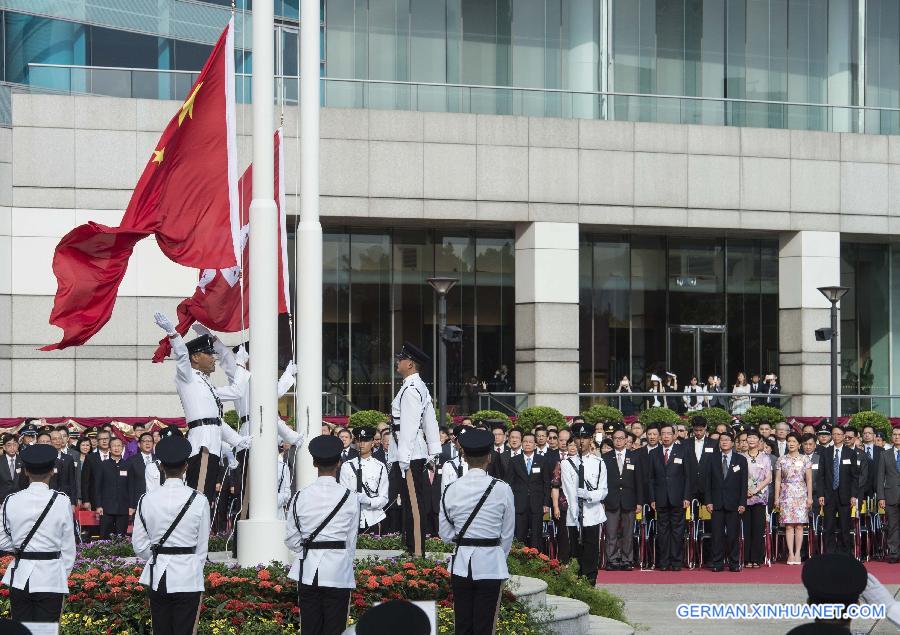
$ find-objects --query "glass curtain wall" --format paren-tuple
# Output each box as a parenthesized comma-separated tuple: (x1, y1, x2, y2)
(580, 235, 779, 399)
(322, 227, 514, 413)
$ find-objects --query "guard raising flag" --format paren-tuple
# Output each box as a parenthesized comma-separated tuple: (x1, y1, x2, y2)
(439, 428, 515, 635)
(339, 426, 389, 532)
(0, 443, 76, 624)
(389, 342, 441, 557)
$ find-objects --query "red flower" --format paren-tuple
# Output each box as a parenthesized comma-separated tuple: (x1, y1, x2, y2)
(381, 575, 393, 586)
(257, 569, 271, 581)
(391, 573, 404, 583)
(359, 569, 372, 576)
(274, 584, 283, 593)
(401, 562, 415, 570)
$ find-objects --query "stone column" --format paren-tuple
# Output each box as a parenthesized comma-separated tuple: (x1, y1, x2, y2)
(514, 221, 580, 415)
(778, 231, 841, 417)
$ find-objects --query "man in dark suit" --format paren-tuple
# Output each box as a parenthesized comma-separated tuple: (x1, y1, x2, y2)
(602, 425, 642, 570)
(497, 427, 523, 485)
(35, 428, 75, 505)
(685, 416, 717, 504)
(817, 425, 861, 556)
(509, 431, 551, 549)
(372, 432, 387, 465)
(81, 428, 112, 510)
(861, 424, 882, 500)
(49, 427, 77, 506)
(638, 424, 661, 506)
(0, 434, 25, 503)
(534, 425, 560, 478)
(704, 431, 748, 572)
(877, 427, 900, 562)
(94, 436, 131, 538)
(749, 373, 764, 405)
(125, 432, 156, 508)
(648, 423, 692, 571)
(487, 420, 508, 480)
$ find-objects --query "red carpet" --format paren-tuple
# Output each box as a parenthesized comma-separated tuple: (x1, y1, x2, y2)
(596, 560, 900, 585)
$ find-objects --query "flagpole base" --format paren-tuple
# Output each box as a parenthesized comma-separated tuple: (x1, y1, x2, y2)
(236, 519, 290, 566)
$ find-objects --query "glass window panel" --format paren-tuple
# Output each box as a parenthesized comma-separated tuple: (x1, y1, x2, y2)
(90, 25, 160, 69)
(726, 241, 761, 384)
(323, 232, 350, 412)
(591, 239, 630, 392)
(474, 234, 515, 411)
(324, 0, 367, 108)
(866, 0, 900, 133)
(435, 234, 475, 410)
(667, 238, 725, 324)
(630, 236, 667, 390)
(174, 40, 213, 71)
(393, 230, 436, 395)
(410, 0, 448, 111)
(512, 0, 546, 116)
(4, 13, 87, 88)
(368, 0, 410, 110)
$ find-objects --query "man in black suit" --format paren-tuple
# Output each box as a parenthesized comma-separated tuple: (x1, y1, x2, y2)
(0, 434, 25, 503)
(509, 431, 551, 549)
(487, 420, 508, 480)
(602, 425, 642, 570)
(81, 428, 112, 510)
(861, 424, 882, 500)
(685, 416, 717, 504)
(94, 436, 131, 538)
(749, 373, 764, 405)
(497, 427, 523, 485)
(817, 425, 861, 555)
(648, 423, 692, 571)
(372, 431, 388, 465)
(49, 427, 77, 506)
(125, 432, 156, 508)
(534, 425, 560, 478)
(35, 428, 75, 505)
(704, 430, 748, 572)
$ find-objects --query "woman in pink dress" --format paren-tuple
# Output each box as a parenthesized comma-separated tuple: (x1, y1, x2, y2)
(774, 432, 813, 564)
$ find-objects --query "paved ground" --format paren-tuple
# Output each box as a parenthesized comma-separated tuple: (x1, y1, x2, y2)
(601, 583, 900, 634)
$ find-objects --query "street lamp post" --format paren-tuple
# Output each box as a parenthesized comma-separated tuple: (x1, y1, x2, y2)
(427, 277, 459, 429)
(817, 286, 849, 428)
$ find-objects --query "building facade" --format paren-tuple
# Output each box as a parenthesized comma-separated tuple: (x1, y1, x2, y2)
(2, 0, 900, 418)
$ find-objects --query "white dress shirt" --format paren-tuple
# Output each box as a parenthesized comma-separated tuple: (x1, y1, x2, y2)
(286, 476, 360, 588)
(145, 461, 161, 495)
(694, 437, 711, 463)
(440, 456, 469, 494)
(132, 479, 209, 592)
(438, 468, 515, 580)
(276, 458, 292, 521)
(0, 483, 76, 593)
(388, 373, 442, 465)
(170, 334, 248, 458)
(560, 454, 608, 527)
(339, 456, 388, 528)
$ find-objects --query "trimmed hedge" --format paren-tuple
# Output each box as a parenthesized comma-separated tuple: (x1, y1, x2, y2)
(638, 407, 681, 427)
(581, 405, 625, 425)
(470, 410, 513, 426)
(741, 405, 785, 428)
(516, 406, 567, 433)
(697, 407, 732, 430)
(848, 410, 892, 439)
(348, 409, 390, 429)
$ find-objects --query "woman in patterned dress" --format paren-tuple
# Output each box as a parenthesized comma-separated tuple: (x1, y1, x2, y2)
(741, 428, 772, 567)
(774, 432, 813, 564)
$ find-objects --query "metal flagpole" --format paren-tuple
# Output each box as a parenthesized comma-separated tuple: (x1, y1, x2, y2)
(237, 0, 287, 566)
(295, 0, 322, 490)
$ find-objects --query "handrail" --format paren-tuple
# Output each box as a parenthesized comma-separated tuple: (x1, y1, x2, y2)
(478, 392, 528, 416)
(578, 391, 792, 398)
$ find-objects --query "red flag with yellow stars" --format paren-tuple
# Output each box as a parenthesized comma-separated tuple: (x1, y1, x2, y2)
(41, 18, 239, 351)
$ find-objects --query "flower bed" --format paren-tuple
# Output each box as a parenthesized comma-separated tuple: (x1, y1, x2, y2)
(355, 533, 454, 553)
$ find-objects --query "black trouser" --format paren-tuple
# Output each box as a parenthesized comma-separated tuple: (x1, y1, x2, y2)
(655, 504, 685, 568)
(298, 575, 351, 635)
(824, 498, 852, 555)
(186, 447, 221, 501)
(515, 510, 543, 550)
(451, 573, 503, 635)
(886, 500, 900, 558)
(391, 459, 427, 556)
(742, 504, 766, 565)
(9, 581, 64, 623)
(555, 505, 570, 562)
(711, 508, 741, 568)
(99, 512, 129, 539)
(148, 573, 202, 635)
(568, 523, 600, 582)
(604, 508, 636, 566)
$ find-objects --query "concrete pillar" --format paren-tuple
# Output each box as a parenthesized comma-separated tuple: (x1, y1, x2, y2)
(514, 222, 580, 415)
(778, 231, 841, 417)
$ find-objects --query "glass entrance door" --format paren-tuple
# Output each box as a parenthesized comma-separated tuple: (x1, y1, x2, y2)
(668, 325, 726, 384)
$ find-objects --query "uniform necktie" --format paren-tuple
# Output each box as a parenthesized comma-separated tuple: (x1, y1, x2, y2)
(664, 447, 670, 465)
(833, 450, 840, 490)
(722, 454, 728, 476)
(526, 456, 532, 475)
(617, 452, 624, 473)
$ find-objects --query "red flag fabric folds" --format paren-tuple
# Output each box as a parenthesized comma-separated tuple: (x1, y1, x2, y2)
(41, 19, 239, 351)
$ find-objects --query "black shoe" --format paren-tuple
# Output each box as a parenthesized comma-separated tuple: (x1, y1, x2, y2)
(729, 565, 741, 572)
(605, 564, 616, 571)
(622, 564, 634, 571)
(671, 566, 682, 572)
(657, 565, 670, 571)
(711, 566, 723, 572)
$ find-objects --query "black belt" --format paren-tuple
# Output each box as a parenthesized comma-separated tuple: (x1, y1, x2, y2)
(304, 541, 345, 550)
(153, 546, 195, 555)
(456, 538, 500, 547)
(187, 418, 220, 429)
(391, 423, 401, 432)
(240, 415, 250, 424)
(16, 551, 60, 560)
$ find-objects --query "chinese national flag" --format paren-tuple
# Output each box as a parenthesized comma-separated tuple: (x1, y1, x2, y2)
(151, 129, 290, 363)
(41, 19, 239, 351)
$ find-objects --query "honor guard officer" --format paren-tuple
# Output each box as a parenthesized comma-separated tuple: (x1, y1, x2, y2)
(0, 444, 76, 624)
(132, 434, 210, 635)
(339, 427, 389, 533)
(153, 312, 252, 500)
(286, 435, 360, 635)
(560, 422, 608, 583)
(389, 342, 441, 557)
(441, 425, 470, 495)
(439, 428, 515, 635)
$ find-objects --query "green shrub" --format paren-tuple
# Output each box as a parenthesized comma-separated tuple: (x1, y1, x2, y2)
(222, 410, 240, 430)
(638, 407, 681, 427)
(741, 405, 784, 428)
(696, 407, 732, 430)
(348, 409, 389, 429)
(516, 406, 567, 433)
(470, 410, 512, 426)
(582, 405, 624, 426)
(848, 410, 892, 439)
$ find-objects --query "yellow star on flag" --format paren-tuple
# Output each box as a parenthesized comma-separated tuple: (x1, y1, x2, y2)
(152, 148, 165, 164)
(178, 82, 203, 126)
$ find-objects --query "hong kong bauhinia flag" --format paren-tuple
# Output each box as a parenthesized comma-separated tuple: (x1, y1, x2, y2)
(41, 19, 240, 351)
(151, 129, 291, 363)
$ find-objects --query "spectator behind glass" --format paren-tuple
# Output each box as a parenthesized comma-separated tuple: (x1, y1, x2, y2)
(616, 376, 637, 416)
(732, 372, 751, 416)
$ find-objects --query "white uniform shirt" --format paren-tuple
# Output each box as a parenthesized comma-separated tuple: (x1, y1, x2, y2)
(132, 479, 210, 592)
(339, 456, 388, 529)
(217, 343, 304, 447)
(438, 468, 515, 580)
(170, 334, 247, 458)
(388, 373, 442, 465)
(286, 476, 359, 588)
(440, 456, 468, 494)
(560, 454, 608, 527)
(276, 458, 292, 521)
(145, 460, 161, 495)
(0, 483, 76, 592)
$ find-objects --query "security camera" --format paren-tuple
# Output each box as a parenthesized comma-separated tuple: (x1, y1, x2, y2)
(441, 326, 463, 343)
(815, 327, 834, 342)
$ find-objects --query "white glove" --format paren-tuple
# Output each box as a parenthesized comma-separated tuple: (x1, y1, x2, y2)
(398, 461, 410, 475)
(862, 573, 896, 607)
(356, 492, 370, 508)
(192, 323, 213, 338)
(228, 455, 239, 470)
(286, 360, 297, 376)
(154, 312, 175, 335)
(576, 488, 590, 501)
(292, 433, 305, 449)
(235, 346, 250, 367)
(235, 436, 252, 451)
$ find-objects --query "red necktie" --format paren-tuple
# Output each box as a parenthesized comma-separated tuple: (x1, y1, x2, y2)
(664, 447, 670, 464)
